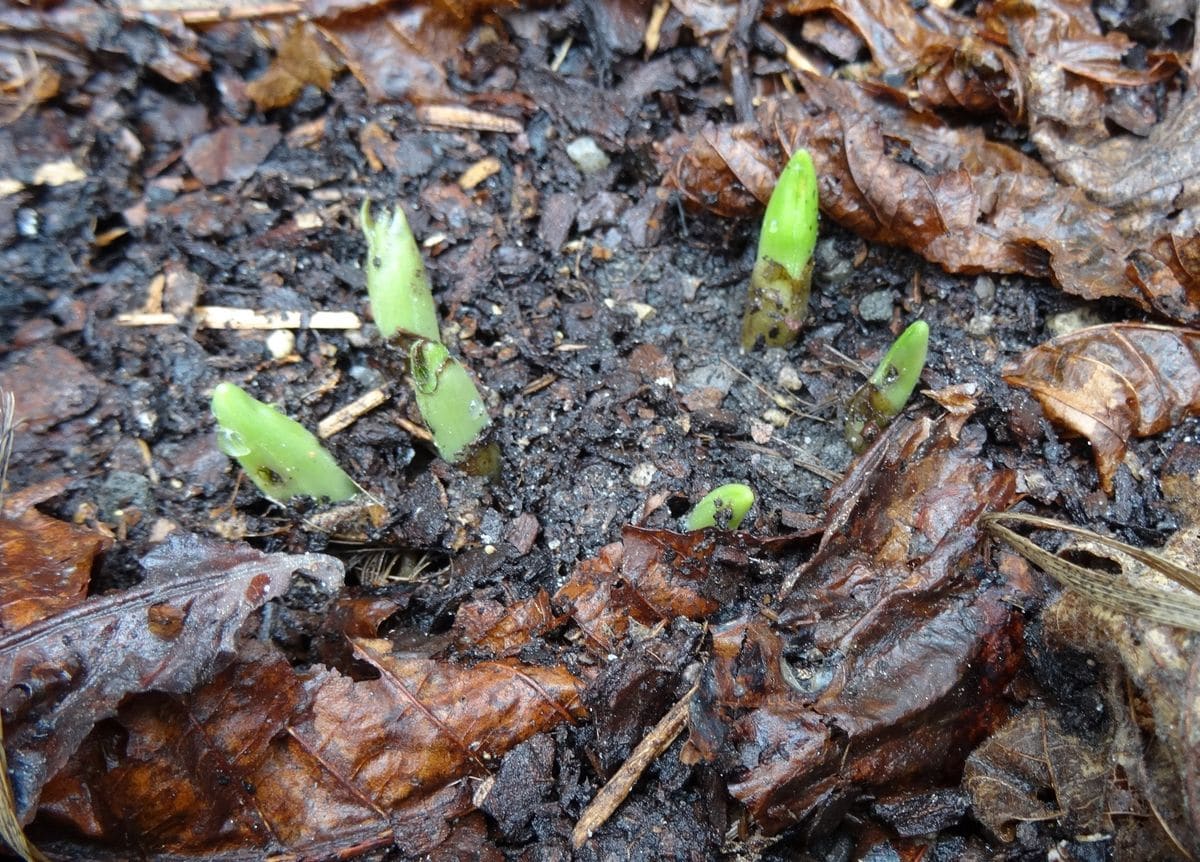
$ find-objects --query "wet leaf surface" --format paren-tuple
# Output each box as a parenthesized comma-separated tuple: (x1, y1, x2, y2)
(0, 508, 107, 633)
(0, 534, 343, 823)
(1004, 324, 1200, 492)
(37, 638, 584, 856)
(687, 421, 1025, 834)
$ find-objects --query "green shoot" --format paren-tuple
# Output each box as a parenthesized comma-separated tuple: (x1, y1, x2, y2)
(844, 320, 929, 453)
(409, 340, 492, 464)
(685, 483, 755, 531)
(211, 382, 358, 504)
(742, 149, 819, 350)
(361, 199, 440, 342)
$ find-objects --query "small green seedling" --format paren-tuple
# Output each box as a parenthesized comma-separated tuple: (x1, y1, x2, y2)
(685, 483, 755, 531)
(211, 382, 358, 504)
(361, 199, 440, 342)
(409, 339, 492, 464)
(844, 320, 929, 453)
(742, 148, 819, 350)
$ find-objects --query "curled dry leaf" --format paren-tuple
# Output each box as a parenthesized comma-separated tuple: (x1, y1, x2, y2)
(0, 533, 344, 823)
(787, 0, 1024, 119)
(36, 639, 585, 857)
(1003, 324, 1200, 492)
(668, 74, 1200, 321)
(686, 421, 1025, 834)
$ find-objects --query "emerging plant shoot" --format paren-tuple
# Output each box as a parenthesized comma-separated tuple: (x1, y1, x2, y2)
(742, 149, 819, 350)
(844, 320, 929, 453)
(409, 340, 492, 464)
(361, 199, 441, 342)
(211, 382, 358, 504)
(685, 482, 755, 531)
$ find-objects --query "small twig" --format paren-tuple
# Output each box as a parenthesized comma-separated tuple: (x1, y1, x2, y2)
(571, 684, 697, 849)
(0, 391, 14, 514)
(317, 387, 390, 439)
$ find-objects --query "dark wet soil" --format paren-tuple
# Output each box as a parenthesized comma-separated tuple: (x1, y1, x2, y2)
(0, 6, 1189, 859)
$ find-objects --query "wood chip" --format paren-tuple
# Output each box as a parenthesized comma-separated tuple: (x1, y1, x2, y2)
(317, 387, 390, 439)
(116, 312, 179, 327)
(758, 22, 823, 76)
(572, 685, 697, 849)
(458, 156, 502, 190)
(122, 0, 302, 24)
(193, 307, 361, 330)
(644, 0, 670, 56)
(32, 159, 85, 187)
(414, 104, 523, 135)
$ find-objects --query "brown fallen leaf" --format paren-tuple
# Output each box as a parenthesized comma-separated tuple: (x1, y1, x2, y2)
(1003, 323, 1200, 492)
(0, 533, 343, 823)
(686, 420, 1025, 834)
(554, 526, 781, 656)
(0, 507, 107, 633)
(667, 76, 1200, 320)
(246, 21, 343, 111)
(36, 639, 584, 857)
(182, 124, 282, 186)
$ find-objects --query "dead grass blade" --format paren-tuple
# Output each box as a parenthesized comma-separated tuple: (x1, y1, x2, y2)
(982, 512, 1200, 632)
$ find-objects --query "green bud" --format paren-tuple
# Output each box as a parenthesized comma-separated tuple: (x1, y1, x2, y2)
(742, 149, 819, 350)
(211, 382, 358, 503)
(844, 320, 929, 453)
(409, 339, 492, 464)
(685, 483, 755, 531)
(361, 199, 441, 342)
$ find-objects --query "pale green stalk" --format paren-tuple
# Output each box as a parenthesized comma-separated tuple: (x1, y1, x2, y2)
(742, 149, 819, 350)
(409, 340, 492, 464)
(844, 320, 930, 452)
(361, 199, 440, 342)
(211, 382, 357, 503)
(685, 483, 755, 531)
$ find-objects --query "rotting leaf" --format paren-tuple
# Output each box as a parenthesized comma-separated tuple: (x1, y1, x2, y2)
(1003, 323, 1200, 492)
(453, 589, 563, 657)
(687, 420, 1025, 834)
(964, 709, 1135, 843)
(0, 533, 343, 823)
(246, 21, 343, 111)
(35, 639, 585, 856)
(554, 526, 783, 656)
(0, 507, 108, 633)
(668, 77, 1200, 321)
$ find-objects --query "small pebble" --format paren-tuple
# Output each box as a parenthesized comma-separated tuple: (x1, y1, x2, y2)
(266, 329, 295, 359)
(858, 290, 894, 322)
(973, 275, 996, 305)
(629, 462, 657, 489)
(1046, 307, 1104, 338)
(566, 137, 611, 174)
(966, 313, 994, 338)
(813, 237, 854, 287)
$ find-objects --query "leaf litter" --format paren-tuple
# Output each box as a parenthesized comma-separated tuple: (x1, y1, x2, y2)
(4, 0, 1200, 857)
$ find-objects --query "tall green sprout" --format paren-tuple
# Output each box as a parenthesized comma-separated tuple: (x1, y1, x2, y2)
(844, 321, 929, 453)
(361, 199, 492, 465)
(361, 200, 440, 342)
(742, 149, 819, 350)
(211, 382, 358, 503)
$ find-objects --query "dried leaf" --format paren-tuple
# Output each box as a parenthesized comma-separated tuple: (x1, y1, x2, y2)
(0, 533, 343, 822)
(182, 124, 282, 186)
(246, 21, 343, 111)
(37, 640, 584, 856)
(1003, 324, 1200, 492)
(554, 526, 769, 656)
